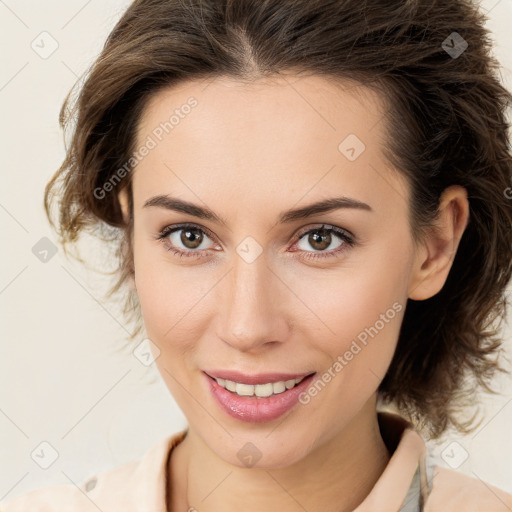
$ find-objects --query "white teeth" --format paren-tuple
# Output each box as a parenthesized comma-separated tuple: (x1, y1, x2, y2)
(215, 376, 307, 397)
(236, 383, 257, 396)
(285, 379, 296, 389)
(254, 383, 274, 397)
(273, 381, 286, 393)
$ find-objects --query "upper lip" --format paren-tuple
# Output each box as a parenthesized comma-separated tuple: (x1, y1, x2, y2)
(203, 370, 315, 385)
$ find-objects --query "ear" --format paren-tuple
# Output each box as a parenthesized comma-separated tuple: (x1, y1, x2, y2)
(117, 187, 136, 289)
(408, 185, 470, 300)
(118, 187, 130, 224)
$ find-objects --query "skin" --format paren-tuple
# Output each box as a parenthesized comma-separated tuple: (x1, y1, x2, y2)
(118, 73, 469, 512)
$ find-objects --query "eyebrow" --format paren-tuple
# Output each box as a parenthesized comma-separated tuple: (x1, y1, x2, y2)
(142, 195, 372, 225)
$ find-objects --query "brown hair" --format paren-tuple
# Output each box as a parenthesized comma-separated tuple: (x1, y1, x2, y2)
(45, 0, 512, 438)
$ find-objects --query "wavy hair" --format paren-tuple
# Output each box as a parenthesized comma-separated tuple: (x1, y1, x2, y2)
(45, 0, 512, 438)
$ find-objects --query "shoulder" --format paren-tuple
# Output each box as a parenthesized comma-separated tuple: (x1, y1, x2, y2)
(0, 459, 140, 512)
(424, 465, 512, 512)
(0, 430, 187, 512)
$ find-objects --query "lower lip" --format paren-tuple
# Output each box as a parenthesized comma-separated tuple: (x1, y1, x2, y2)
(204, 372, 316, 423)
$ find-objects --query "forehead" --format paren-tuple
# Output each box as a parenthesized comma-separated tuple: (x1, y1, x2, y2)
(132, 73, 409, 217)
(135, 73, 387, 153)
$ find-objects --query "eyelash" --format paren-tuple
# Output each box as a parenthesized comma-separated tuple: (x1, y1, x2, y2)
(155, 223, 356, 261)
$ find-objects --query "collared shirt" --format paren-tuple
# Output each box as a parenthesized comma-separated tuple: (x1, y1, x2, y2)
(1, 412, 510, 511)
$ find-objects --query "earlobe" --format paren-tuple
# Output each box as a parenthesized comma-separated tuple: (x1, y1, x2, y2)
(408, 185, 470, 300)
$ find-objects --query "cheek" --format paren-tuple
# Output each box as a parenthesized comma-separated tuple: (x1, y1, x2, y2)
(289, 246, 409, 345)
(290, 272, 406, 431)
(286, 239, 411, 396)
(133, 249, 208, 406)
(133, 238, 217, 353)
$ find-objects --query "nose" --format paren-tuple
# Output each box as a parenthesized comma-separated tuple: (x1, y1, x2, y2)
(215, 252, 290, 353)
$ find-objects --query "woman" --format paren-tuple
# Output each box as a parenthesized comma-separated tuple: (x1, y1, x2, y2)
(2, 0, 511, 510)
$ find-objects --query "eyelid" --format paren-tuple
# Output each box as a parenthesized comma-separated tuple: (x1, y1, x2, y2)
(293, 223, 355, 242)
(157, 222, 218, 243)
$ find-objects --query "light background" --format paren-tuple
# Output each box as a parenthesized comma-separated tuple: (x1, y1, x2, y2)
(1, 0, 511, 502)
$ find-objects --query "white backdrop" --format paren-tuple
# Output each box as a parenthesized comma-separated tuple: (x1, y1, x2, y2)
(1, 0, 511, 501)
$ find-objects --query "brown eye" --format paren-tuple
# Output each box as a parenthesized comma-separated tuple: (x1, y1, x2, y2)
(159, 224, 217, 254)
(180, 227, 204, 249)
(296, 226, 345, 253)
(307, 229, 332, 251)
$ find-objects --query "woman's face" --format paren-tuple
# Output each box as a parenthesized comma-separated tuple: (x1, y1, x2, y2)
(129, 74, 421, 467)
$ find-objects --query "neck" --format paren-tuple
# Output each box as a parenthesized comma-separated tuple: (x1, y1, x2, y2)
(168, 397, 390, 512)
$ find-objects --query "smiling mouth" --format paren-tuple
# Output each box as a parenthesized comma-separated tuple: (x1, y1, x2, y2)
(205, 372, 316, 398)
